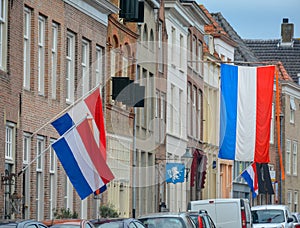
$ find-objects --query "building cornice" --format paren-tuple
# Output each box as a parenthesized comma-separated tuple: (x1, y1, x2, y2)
(109, 16, 139, 40)
(181, 1, 210, 32)
(64, 0, 119, 26)
(164, 0, 193, 27)
(281, 81, 300, 99)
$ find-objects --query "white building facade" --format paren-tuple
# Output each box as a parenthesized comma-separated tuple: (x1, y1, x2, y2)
(164, 0, 193, 212)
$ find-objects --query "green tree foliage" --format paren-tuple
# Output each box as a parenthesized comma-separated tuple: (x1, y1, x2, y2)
(53, 208, 78, 219)
(99, 203, 119, 218)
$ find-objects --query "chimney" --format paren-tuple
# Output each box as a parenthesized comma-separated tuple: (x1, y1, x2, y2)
(281, 18, 294, 43)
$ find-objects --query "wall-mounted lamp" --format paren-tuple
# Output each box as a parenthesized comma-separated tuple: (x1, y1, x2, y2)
(182, 148, 194, 180)
(120, 182, 124, 191)
(1, 169, 16, 187)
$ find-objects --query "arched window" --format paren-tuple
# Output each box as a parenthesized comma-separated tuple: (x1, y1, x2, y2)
(187, 31, 191, 66)
(123, 43, 131, 77)
(111, 35, 119, 77)
(143, 24, 148, 46)
(150, 29, 154, 50)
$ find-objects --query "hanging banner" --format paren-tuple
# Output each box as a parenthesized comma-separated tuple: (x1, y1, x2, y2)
(166, 163, 185, 184)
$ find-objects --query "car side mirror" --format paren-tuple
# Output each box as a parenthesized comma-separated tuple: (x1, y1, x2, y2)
(288, 217, 294, 223)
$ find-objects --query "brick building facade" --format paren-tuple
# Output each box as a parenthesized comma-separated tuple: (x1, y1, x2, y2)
(1, 0, 118, 220)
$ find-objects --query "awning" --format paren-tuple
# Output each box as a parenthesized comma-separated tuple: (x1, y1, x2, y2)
(290, 97, 296, 110)
(190, 149, 207, 189)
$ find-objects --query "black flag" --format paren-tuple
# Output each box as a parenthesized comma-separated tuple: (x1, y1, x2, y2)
(256, 163, 274, 194)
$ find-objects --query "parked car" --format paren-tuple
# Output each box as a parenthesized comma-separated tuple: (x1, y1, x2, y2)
(188, 210, 216, 228)
(138, 212, 196, 228)
(292, 212, 300, 228)
(42, 219, 95, 228)
(90, 218, 145, 228)
(0, 220, 48, 228)
(251, 205, 294, 228)
(187, 198, 252, 228)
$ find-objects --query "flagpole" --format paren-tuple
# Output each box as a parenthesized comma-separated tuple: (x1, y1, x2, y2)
(18, 145, 51, 175)
(28, 85, 100, 139)
(234, 162, 254, 182)
(19, 115, 89, 175)
(275, 67, 285, 181)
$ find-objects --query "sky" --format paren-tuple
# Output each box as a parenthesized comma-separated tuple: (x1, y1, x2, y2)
(196, 0, 300, 39)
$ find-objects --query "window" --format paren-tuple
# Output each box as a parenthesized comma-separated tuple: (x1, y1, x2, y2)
(66, 32, 75, 103)
(81, 39, 90, 96)
(143, 24, 148, 44)
(155, 90, 159, 118)
(171, 27, 175, 64)
(5, 123, 14, 161)
(95, 46, 103, 87)
(49, 172, 55, 219)
(49, 139, 56, 173)
(36, 136, 44, 220)
(286, 139, 291, 175)
(51, 23, 58, 99)
(122, 54, 128, 77)
(187, 83, 191, 136)
(187, 32, 191, 66)
(23, 133, 31, 218)
(170, 84, 175, 133)
(290, 96, 296, 123)
(38, 16, 46, 95)
(192, 86, 197, 137)
(293, 141, 298, 175)
(36, 136, 44, 172)
(179, 34, 183, 68)
(192, 36, 196, 69)
(150, 29, 154, 50)
(141, 69, 147, 127)
(295, 191, 299, 212)
(179, 89, 182, 135)
(158, 21, 163, 73)
(36, 171, 43, 220)
(161, 93, 165, 120)
(288, 190, 292, 211)
(270, 103, 274, 144)
(24, 7, 31, 89)
(160, 93, 166, 143)
(197, 90, 202, 139)
(49, 138, 56, 219)
(0, 0, 7, 71)
(23, 133, 31, 164)
(65, 178, 73, 210)
(198, 42, 203, 74)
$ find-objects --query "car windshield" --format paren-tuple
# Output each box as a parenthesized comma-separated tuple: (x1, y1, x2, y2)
(139, 217, 185, 228)
(51, 225, 80, 228)
(189, 214, 198, 225)
(96, 221, 123, 228)
(252, 209, 285, 224)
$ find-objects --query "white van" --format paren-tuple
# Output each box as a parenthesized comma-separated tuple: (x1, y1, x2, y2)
(251, 204, 294, 228)
(187, 198, 252, 228)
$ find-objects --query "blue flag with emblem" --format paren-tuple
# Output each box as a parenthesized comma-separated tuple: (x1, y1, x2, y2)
(166, 163, 185, 184)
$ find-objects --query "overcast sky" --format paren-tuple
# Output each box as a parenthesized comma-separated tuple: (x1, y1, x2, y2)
(196, 0, 300, 39)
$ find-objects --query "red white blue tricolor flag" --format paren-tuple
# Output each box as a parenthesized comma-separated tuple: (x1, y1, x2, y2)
(219, 64, 275, 162)
(241, 163, 258, 198)
(51, 88, 114, 200)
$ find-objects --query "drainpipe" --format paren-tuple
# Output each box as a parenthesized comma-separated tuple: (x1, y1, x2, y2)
(279, 113, 284, 204)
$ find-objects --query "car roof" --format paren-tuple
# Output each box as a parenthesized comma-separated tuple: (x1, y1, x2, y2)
(138, 212, 190, 219)
(251, 205, 289, 210)
(42, 219, 89, 227)
(0, 220, 47, 227)
(91, 218, 137, 225)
